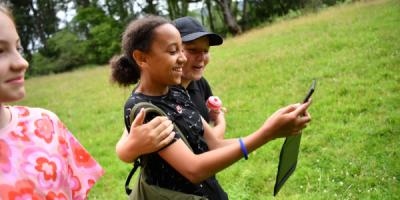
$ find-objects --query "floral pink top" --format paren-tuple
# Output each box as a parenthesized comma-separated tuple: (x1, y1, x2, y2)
(0, 106, 104, 200)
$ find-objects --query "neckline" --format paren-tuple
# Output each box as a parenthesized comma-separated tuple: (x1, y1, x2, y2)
(0, 106, 18, 134)
(134, 88, 171, 99)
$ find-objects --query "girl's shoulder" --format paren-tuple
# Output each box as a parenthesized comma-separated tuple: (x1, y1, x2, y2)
(124, 92, 150, 111)
(10, 105, 60, 122)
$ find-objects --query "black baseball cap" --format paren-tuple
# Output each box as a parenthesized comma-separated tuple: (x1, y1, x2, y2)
(173, 17, 223, 46)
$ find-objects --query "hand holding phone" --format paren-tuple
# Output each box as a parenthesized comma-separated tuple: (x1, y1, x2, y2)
(273, 79, 316, 196)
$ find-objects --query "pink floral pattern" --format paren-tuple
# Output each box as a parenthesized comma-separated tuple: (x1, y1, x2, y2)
(0, 139, 11, 173)
(0, 179, 42, 200)
(57, 121, 69, 158)
(70, 137, 97, 168)
(10, 121, 30, 142)
(15, 106, 30, 117)
(21, 147, 64, 189)
(34, 113, 55, 143)
(0, 106, 104, 200)
(46, 191, 68, 200)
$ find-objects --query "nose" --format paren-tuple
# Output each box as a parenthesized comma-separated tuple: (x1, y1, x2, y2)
(11, 50, 29, 72)
(178, 50, 187, 64)
(195, 52, 207, 62)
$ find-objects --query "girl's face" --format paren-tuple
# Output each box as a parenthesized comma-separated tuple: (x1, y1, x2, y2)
(182, 36, 210, 82)
(143, 24, 186, 86)
(0, 12, 29, 103)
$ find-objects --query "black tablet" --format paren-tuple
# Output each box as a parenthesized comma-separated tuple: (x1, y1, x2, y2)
(273, 80, 316, 196)
(273, 134, 302, 196)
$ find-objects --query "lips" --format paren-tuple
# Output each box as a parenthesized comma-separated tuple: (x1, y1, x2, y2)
(6, 76, 24, 84)
(172, 67, 182, 72)
(192, 65, 204, 71)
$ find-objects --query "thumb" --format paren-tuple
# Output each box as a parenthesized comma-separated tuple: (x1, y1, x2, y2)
(131, 108, 146, 127)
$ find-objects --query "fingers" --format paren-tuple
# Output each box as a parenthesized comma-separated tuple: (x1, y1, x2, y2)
(155, 120, 174, 139)
(293, 99, 312, 116)
(131, 108, 146, 128)
(221, 107, 228, 113)
(280, 104, 298, 114)
(157, 131, 176, 148)
(301, 111, 312, 123)
(146, 116, 169, 129)
(152, 119, 173, 137)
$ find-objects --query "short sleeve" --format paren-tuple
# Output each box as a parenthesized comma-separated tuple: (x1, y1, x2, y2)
(137, 107, 181, 150)
(56, 119, 104, 199)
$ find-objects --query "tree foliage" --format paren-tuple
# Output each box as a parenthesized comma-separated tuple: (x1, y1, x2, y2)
(4, 0, 351, 76)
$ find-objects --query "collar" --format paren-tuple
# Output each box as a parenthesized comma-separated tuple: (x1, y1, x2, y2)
(186, 80, 200, 92)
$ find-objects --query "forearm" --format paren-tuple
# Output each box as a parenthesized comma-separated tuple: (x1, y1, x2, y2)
(115, 130, 141, 163)
(212, 114, 226, 140)
(159, 127, 274, 184)
(207, 138, 236, 150)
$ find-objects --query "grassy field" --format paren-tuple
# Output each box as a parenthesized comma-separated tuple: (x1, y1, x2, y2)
(18, 0, 399, 199)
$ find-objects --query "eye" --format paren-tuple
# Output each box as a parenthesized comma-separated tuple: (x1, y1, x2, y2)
(185, 48, 196, 54)
(0, 48, 4, 54)
(168, 48, 178, 55)
(17, 46, 24, 55)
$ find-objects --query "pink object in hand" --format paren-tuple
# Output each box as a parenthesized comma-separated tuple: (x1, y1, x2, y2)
(207, 96, 222, 111)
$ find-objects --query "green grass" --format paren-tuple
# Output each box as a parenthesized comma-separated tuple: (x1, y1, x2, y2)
(17, 0, 399, 199)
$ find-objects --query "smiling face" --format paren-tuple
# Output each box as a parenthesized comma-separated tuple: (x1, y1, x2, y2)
(142, 23, 187, 87)
(0, 12, 29, 103)
(181, 36, 210, 85)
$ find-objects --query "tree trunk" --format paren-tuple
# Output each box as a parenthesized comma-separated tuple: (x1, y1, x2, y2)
(216, 0, 241, 35)
(74, 0, 91, 7)
(205, 0, 215, 32)
(242, 0, 247, 31)
(168, 0, 189, 19)
(28, 1, 48, 47)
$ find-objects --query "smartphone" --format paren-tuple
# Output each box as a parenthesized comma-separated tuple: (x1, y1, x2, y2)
(303, 79, 316, 103)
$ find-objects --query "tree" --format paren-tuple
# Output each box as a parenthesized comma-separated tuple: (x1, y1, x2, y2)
(215, 0, 242, 35)
(6, 0, 62, 61)
(142, 0, 160, 15)
(167, 0, 189, 19)
(104, 0, 136, 23)
(204, 0, 215, 32)
(72, 6, 122, 64)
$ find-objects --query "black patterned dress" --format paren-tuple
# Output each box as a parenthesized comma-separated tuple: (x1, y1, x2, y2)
(124, 86, 228, 200)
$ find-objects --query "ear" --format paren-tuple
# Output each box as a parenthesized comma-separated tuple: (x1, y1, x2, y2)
(132, 50, 146, 68)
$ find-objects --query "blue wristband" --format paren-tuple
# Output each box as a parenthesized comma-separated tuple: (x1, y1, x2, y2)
(239, 138, 248, 160)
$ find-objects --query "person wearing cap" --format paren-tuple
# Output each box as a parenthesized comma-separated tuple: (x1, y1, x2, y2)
(116, 17, 227, 163)
(173, 16, 224, 129)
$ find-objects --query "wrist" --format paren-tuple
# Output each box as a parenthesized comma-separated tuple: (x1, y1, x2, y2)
(258, 124, 276, 142)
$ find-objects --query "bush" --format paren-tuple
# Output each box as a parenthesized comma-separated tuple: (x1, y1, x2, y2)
(29, 30, 87, 75)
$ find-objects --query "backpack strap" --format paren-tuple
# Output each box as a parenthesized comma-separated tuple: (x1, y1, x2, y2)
(125, 160, 140, 195)
(125, 101, 193, 195)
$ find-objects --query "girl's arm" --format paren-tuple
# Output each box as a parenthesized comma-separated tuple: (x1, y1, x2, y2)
(116, 109, 176, 163)
(159, 102, 312, 183)
(202, 116, 236, 150)
(208, 110, 226, 140)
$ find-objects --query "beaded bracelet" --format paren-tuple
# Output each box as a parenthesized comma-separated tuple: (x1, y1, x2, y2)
(239, 138, 248, 160)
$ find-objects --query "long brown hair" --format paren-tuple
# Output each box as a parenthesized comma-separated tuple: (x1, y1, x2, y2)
(0, 3, 15, 25)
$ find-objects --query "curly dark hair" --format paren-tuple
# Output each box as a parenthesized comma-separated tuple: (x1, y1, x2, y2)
(110, 15, 171, 87)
